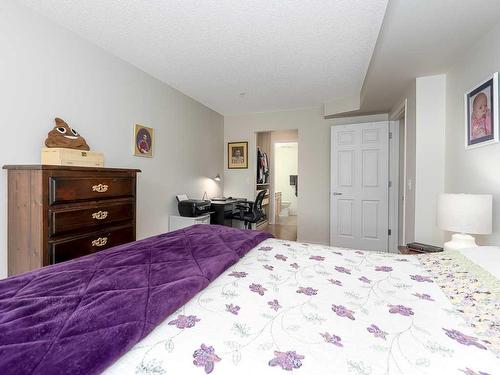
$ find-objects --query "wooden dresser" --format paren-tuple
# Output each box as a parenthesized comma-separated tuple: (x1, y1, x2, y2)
(3, 165, 141, 276)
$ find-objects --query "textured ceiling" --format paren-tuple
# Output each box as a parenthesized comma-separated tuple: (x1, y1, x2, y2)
(18, 0, 388, 115)
(360, 0, 500, 113)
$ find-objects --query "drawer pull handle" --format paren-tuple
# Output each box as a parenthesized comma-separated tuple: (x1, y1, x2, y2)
(91, 237, 108, 247)
(92, 184, 109, 193)
(92, 211, 108, 220)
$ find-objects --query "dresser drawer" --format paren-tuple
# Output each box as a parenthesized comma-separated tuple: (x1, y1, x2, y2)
(49, 201, 134, 236)
(49, 176, 135, 205)
(49, 225, 134, 264)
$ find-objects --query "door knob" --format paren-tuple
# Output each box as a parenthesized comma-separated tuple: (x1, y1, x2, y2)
(333, 192, 342, 196)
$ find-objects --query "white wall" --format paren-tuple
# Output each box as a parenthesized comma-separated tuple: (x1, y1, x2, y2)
(224, 109, 388, 244)
(391, 82, 416, 244)
(393, 21, 500, 247)
(446, 20, 500, 245)
(390, 75, 447, 246)
(0, 0, 223, 278)
(415, 75, 446, 245)
(274, 143, 298, 215)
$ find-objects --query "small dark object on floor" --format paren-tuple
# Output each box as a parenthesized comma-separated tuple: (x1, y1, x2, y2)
(407, 242, 443, 253)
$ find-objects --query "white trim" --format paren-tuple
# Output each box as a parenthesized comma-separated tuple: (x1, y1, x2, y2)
(389, 100, 407, 249)
(464, 72, 499, 149)
(388, 121, 399, 252)
(390, 99, 406, 121)
(401, 117, 407, 247)
(399, 102, 408, 246)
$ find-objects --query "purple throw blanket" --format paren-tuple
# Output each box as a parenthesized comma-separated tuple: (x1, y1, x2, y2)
(0, 225, 272, 375)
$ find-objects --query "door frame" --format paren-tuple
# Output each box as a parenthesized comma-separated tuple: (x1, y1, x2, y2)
(389, 99, 408, 251)
(388, 121, 399, 252)
(255, 130, 299, 225)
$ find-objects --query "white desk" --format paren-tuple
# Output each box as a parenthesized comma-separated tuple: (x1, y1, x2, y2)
(169, 214, 210, 231)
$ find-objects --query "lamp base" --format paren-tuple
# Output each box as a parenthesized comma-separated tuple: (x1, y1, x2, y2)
(443, 233, 478, 251)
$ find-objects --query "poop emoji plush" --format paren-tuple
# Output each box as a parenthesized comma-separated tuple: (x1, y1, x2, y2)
(45, 118, 90, 150)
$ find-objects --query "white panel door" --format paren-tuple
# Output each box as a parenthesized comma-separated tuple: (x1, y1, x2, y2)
(330, 122, 389, 251)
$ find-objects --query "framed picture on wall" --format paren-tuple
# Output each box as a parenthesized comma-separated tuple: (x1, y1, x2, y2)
(228, 141, 248, 169)
(133, 124, 154, 157)
(465, 72, 499, 149)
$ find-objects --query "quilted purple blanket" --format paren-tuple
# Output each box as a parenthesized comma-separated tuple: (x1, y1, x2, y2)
(0, 224, 272, 375)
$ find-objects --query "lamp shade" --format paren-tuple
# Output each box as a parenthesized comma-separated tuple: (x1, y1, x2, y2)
(437, 193, 492, 234)
(213, 174, 222, 182)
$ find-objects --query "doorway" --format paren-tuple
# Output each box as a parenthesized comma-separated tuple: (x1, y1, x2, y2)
(256, 130, 298, 241)
(272, 142, 298, 233)
(330, 115, 408, 252)
(389, 101, 408, 251)
(330, 122, 389, 251)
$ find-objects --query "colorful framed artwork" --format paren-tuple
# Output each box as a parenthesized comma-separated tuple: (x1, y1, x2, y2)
(465, 72, 499, 149)
(133, 124, 154, 157)
(228, 141, 248, 169)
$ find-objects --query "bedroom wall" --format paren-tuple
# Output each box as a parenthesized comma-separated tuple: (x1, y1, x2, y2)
(390, 81, 416, 244)
(224, 109, 388, 245)
(415, 74, 446, 246)
(0, 0, 224, 278)
(390, 75, 447, 247)
(445, 20, 500, 245)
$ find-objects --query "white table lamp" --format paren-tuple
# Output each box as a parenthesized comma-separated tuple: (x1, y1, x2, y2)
(437, 193, 492, 251)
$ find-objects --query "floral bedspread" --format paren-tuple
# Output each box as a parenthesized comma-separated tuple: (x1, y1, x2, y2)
(418, 250, 500, 358)
(105, 239, 500, 375)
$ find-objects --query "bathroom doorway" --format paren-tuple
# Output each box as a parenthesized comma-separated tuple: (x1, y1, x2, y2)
(271, 140, 298, 240)
(254, 129, 298, 241)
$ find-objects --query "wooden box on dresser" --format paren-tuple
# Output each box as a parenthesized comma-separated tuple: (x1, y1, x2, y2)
(3, 165, 141, 276)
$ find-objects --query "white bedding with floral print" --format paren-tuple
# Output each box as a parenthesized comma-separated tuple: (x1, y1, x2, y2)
(105, 239, 500, 375)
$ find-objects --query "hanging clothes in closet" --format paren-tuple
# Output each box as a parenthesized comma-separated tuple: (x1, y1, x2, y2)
(257, 147, 269, 183)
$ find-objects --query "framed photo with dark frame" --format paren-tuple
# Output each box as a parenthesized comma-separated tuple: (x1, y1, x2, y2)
(133, 124, 154, 157)
(465, 72, 499, 149)
(228, 142, 248, 169)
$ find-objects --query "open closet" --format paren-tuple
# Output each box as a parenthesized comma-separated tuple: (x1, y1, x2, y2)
(256, 132, 271, 228)
(255, 129, 298, 241)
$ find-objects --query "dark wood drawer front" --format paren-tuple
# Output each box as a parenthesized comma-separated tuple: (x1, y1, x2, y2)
(49, 176, 135, 204)
(49, 226, 134, 264)
(49, 202, 134, 236)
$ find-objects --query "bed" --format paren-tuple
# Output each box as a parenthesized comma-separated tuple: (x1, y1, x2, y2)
(1, 225, 499, 374)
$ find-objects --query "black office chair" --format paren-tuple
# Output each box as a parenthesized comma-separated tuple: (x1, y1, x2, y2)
(232, 190, 267, 229)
